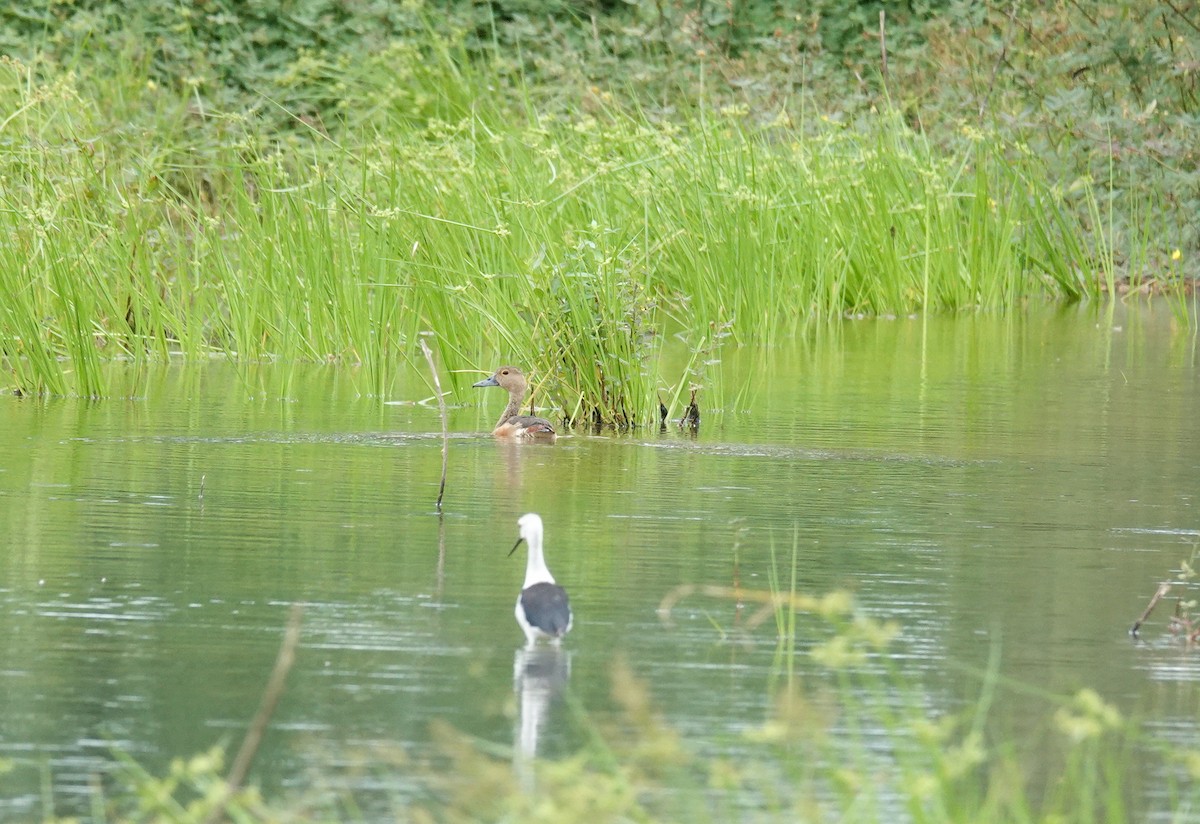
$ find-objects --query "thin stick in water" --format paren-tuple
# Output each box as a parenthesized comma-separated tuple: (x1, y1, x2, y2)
(204, 602, 304, 824)
(1130, 581, 1171, 637)
(419, 337, 450, 511)
(436, 512, 446, 598)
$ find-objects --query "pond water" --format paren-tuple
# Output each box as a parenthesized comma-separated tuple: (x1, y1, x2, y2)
(1, 303, 1198, 819)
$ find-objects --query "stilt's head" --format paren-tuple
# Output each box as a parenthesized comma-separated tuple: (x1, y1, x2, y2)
(509, 513, 554, 588)
(512, 513, 544, 551)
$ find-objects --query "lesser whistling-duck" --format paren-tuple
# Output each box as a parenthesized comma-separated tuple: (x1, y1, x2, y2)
(472, 366, 556, 440)
(508, 513, 572, 647)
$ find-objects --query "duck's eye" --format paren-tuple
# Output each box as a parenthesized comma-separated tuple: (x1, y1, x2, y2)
(501, 370, 510, 375)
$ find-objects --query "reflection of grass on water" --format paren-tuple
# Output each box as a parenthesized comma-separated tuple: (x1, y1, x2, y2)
(32, 547, 1200, 823)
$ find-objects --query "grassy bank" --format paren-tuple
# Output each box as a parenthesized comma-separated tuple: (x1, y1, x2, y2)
(0, 38, 1121, 417)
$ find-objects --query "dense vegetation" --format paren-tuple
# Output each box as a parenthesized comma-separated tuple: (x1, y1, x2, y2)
(0, 0, 1196, 415)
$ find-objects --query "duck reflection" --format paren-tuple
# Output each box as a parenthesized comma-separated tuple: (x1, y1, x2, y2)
(513, 645, 572, 764)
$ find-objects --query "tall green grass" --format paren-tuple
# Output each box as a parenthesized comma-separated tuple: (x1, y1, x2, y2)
(0, 46, 1122, 420)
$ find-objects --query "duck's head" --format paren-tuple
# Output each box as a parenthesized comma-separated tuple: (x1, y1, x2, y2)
(473, 366, 529, 394)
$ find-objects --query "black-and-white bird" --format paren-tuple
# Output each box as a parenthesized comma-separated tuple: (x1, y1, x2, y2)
(508, 513, 573, 647)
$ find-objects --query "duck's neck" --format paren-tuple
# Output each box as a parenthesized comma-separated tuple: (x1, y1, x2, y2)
(524, 531, 556, 589)
(499, 386, 525, 427)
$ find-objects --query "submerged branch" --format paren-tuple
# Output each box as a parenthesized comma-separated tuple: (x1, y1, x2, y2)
(1130, 581, 1171, 637)
(657, 584, 842, 629)
(205, 602, 304, 824)
(678, 388, 700, 433)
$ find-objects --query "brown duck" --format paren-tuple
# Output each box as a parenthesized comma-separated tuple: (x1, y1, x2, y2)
(472, 366, 557, 440)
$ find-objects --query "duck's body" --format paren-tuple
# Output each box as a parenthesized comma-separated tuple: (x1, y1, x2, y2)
(494, 415, 556, 439)
(473, 366, 556, 440)
(509, 513, 572, 647)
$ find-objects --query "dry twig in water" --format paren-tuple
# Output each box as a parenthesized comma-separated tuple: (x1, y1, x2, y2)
(204, 602, 304, 824)
(1130, 581, 1172, 637)
(657, 584, 842, 633)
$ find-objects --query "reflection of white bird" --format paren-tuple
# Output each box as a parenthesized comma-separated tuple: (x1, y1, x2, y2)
(508, 513, 573, 647)
(514, 646, 572, 776)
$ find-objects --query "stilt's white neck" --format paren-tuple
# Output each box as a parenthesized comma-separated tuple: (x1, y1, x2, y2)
(518, 514, 556, 588)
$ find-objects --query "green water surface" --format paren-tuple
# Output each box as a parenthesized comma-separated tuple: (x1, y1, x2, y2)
(1, 303, 1198, 818)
